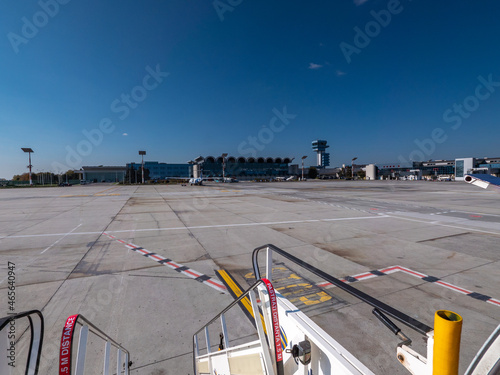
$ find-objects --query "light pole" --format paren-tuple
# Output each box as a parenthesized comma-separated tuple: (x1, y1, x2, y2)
(221, 153, 228, 182)
(139, 151, 146, 184)
(351, 157, 358, 179)
(301, 155, 308, 181)
(21, 148, 34, 186)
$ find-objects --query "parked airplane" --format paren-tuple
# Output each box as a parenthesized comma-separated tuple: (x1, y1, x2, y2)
(189, 177, 203, 185)
(464, 174, 500, 192)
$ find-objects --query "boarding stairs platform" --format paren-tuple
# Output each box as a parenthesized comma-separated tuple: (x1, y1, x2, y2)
(1, 244, 499, 374)
(0, 310, 130, 375)
(193, 244, 500, 375)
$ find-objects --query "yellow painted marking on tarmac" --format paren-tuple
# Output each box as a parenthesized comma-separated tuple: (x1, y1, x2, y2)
(93, 186, 119, 196)
(218, 270, 254, 316)
(244, 268, 331, 306)
(218, 270, 266, 331)
(299, 291, 331, 306)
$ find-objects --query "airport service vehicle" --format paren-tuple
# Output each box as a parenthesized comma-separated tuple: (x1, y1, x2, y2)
(2, 244, 499, 375)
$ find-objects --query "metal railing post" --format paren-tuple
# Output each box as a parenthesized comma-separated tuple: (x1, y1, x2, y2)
(194, 335, 200, 357)
(220, 313, 229, 350)
(266, 246, 273, 282)
(75, 325, 89, 375)
(116, 349, 122, 375)
(26, 313, 44, 375)
(103, 341, 110, 375)
(124, 352, 129, 375)
(205, 327, 211, 354)
(250, 289, 275, 375)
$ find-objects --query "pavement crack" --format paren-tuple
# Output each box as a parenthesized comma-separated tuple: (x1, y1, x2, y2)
(35, 187, 139, 315)
(152, 185, 216, 266)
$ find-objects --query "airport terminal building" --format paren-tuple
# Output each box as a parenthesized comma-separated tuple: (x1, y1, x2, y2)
(378, 157, 500, 180)
(126, 161, 190, 179)
(196, 156, 293, 179)
(78, 166, 126, 182)
(80, 157, 293, 182)
(77, 155, 499, 183)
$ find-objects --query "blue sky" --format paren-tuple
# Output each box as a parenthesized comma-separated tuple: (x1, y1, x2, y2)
(1, 0, 500, 178)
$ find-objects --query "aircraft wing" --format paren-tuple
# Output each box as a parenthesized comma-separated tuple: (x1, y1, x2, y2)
(464, 174, 500, 192)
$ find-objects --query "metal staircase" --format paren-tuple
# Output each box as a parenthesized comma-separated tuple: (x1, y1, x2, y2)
(59, 314, 130, 375)
(193, 244, 500, 375)
(1, 244, 499, 374)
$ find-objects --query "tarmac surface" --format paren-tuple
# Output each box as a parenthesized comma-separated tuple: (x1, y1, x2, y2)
(0, 180, 499, 374)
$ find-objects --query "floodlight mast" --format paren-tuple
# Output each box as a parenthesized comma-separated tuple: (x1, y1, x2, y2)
(21, 148, 34, 186)
(139, 151, 146, 184)
(221, 153, 228, 182)
(301, 155, 308, 181)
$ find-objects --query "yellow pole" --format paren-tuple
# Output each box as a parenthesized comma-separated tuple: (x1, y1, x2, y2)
(433, 310, 463, 375)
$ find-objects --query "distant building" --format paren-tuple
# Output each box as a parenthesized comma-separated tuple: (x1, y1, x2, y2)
(288, 164, 299, 175)
(377, 157, 500, 180)
(317, 167, 341, 178)
(455, 157, 500, 181)
(365, 164, 377, 180)
(126, 161, 190, 179)
(78, 166, 126, 182)
(378, 160, 454, 180)
(196, 156, 293, 180)
(413, 160, 456, 179)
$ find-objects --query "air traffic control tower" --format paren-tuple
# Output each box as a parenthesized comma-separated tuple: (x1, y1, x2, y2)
(312, 140, 330, 168)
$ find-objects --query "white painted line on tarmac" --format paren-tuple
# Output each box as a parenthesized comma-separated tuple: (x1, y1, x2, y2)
(384, 214, 500, 236)
(103, 232, 227, 293)
(317, 265, 500, 308)
(3, 231, 103, 239)
(4, 215, 387, 239)
(40, 223, 82, 254)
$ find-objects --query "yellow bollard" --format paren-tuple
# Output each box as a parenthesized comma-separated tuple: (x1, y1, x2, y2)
(433, 310, 463, 375)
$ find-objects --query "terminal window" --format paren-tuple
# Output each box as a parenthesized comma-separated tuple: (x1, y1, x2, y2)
(456, 160, 464, 177)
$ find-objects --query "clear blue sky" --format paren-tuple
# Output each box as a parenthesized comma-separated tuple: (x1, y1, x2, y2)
(1, 0, 500, 178)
